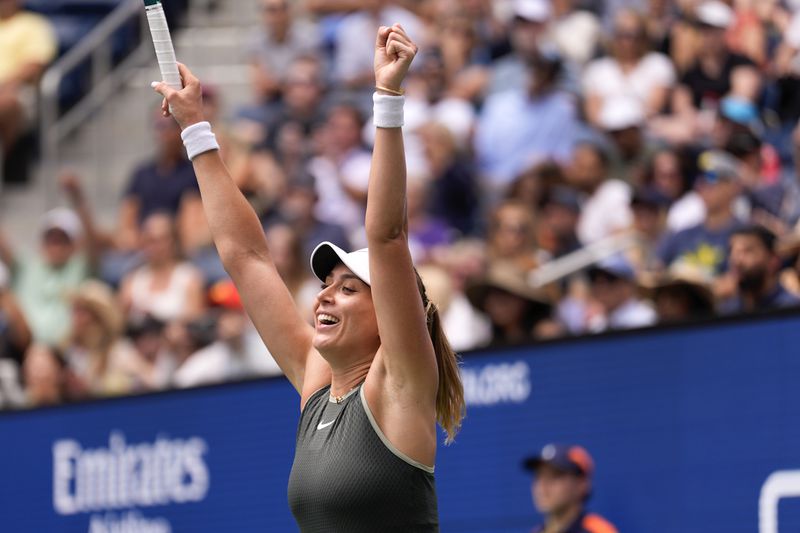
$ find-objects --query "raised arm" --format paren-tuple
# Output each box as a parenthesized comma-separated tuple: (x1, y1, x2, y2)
(366, 26, 437, 394)
(152, 65, 325, 396)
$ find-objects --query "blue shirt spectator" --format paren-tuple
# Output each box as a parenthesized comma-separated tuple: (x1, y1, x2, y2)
(475, 89, 580, 189)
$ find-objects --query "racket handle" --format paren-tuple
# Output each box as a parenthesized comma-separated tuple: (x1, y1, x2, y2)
(145, 2, 182, 90)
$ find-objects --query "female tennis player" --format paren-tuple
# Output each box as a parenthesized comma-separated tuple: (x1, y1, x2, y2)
(153, 24, 464, 532)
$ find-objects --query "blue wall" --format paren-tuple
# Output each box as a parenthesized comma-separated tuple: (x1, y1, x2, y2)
(1, 313, 800, 532)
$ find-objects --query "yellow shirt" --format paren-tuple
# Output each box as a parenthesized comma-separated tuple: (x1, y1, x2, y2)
(0, 11, 57, 84)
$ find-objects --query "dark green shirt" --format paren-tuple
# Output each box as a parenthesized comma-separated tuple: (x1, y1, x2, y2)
(288, 384, 439, 532)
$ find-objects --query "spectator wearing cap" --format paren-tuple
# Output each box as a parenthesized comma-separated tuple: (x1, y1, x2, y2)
(596, 96, 657, 184)
(672, 1, 759, 126)
(567, 142, 633, 246)
(657, 150, 746, 277)
(466, 262, 555, 347)
(717, 226, 800, 314)
(583, 9, 676, 129)
(522, 443, 618, 533)
(476, 38, 581, 192)
(487, 0, 553, 95)
(1, 208, 87, 347)
(0, 0, 57, 161)
(584, 255, 656, 333)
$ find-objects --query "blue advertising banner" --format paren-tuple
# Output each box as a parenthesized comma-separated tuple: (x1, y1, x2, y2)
(1, 313, 800, 532)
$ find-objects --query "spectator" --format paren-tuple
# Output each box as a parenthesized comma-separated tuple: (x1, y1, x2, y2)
(584, 255, 656, 333)
(627, 187, 671, 273)
(21, 344, 66, 407)
(125, 315, 175, 392)
(247, 0, 321, 105)
(308, 103, 372, 243)
(119, 212, 205, 323)
(640, 147, 704, 233)
(417, 121, 481, 236)
(583, 8, 675, 127)
(536, 186, 582, 260)
(0, 0, 57, 159)
(488, 0, 553, 95)
(263, 222, 319, 320)
(549, 0, 602, 67)
(0, 260, 31, 365)
(466, 262, 554, 347)
(407, 178, 456, 264)
(486, 200, 540, 274)
(644, 262, 716, 323)
(332, 0, 423, 91)
(672, 1, 759, 129)
(173, 281, 280, 388)
(596, 96, 656, 184)
(275, 176, 351, 261)
(717, 226, 800, 314)
(476, 42, 581, 192)
(522, 443, 619, 533)
(117, 114, 201, 250)
(0, 202, 96, 345)
(567, 142, 633, 246)
(61, 280, 139, 398)
(657, 151, 746, 276)
(417, 263, 491, 352)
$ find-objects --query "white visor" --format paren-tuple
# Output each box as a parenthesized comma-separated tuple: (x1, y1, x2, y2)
(310, 241, 371, 286)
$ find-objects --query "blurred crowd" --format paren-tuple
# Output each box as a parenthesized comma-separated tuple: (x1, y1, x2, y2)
(3, 0, 800, 409)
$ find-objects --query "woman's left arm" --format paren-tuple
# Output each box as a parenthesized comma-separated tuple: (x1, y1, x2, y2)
(366, 25, 438, 392)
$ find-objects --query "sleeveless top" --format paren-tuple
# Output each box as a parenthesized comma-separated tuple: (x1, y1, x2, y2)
(128, 262, 196, 322)
(288, 384, 439, 533)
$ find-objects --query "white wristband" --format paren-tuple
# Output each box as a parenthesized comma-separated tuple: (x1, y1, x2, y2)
(373, 93, 404, 129)
(181, 121, 220, 160)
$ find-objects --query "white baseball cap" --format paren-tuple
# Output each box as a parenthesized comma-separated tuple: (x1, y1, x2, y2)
(696, 1, 734, 29)
(512, 0, 551, 23)
(40, 207, 82, 241)
(598, 96, 645, 131)
(310, 241, 371, 286)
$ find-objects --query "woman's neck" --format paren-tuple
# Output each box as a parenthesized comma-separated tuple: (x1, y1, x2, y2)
(327, 356, 373, 397)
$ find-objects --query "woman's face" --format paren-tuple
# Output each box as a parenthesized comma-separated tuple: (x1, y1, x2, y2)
(313, 264, 380, 356)
(491, 204, 534, 257)
(613, 11, 645, 62)
(142, 215, 177, 265)
(71, 301, 97, 334)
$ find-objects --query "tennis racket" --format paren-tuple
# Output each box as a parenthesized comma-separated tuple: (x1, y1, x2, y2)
(144, 0, 182, 90)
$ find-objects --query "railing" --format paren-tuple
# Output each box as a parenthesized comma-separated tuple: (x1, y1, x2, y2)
(528, 231, 640, 287)
(39, 0, 151, 204)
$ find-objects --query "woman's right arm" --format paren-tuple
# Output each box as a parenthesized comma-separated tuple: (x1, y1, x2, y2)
(153, 64, 327, 396)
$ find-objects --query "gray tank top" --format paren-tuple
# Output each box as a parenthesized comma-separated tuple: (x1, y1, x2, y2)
(287, 383, 439, 532)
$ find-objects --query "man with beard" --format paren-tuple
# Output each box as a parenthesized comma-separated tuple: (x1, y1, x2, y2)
(718, 226, 800, 314)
